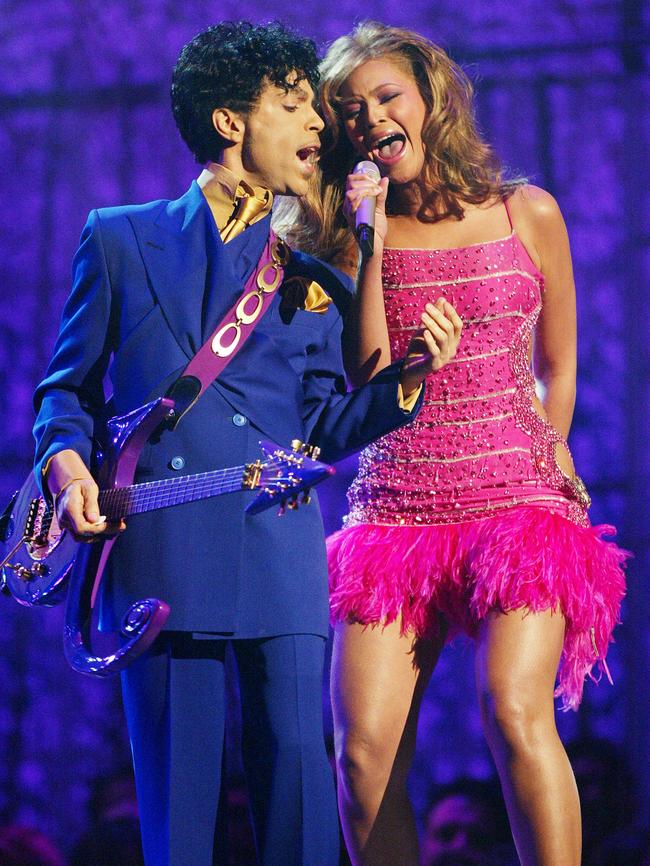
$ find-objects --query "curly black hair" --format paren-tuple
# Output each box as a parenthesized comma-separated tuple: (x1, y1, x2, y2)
(171, 21, 320, 164)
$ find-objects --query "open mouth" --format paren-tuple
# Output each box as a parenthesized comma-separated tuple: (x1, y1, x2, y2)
(371, 133, 406, 164)
(296, 145, 320, 165)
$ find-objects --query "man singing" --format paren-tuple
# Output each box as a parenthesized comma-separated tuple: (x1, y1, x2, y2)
(33, 21, 459, 865)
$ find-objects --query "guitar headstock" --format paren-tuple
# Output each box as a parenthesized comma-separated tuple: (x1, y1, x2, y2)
(244, 440, 335, 515)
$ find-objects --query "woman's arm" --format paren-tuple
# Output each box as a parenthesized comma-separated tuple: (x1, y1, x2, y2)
(340, 175, 392, 387)
(340, 174, 462, 394)
(508, 185, 577, 439)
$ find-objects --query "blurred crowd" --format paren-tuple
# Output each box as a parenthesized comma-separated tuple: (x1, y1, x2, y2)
(416, 737, 650, 866)
(1, 736, 648, 865)
(0, 765, 144, 866)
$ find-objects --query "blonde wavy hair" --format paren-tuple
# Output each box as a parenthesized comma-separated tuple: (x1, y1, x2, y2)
(274, 21, 523, 264)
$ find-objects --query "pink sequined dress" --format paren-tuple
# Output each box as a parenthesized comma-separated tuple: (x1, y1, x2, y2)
(327, 206, 628, 709)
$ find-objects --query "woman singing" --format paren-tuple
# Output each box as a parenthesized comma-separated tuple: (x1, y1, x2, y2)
(279, 21, 628, 866)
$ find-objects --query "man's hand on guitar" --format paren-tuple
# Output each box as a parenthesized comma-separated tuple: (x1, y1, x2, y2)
(47, 450, 126, 541)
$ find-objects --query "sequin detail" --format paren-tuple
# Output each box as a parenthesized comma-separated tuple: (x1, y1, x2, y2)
(344, 233, 588, 527)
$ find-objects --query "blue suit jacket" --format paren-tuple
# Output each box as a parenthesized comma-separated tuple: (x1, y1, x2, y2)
(33, 182, 422, 637)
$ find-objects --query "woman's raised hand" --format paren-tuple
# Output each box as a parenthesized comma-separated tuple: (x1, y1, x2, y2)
(400, 298, 463, 395)
(343, 169, 389, 245)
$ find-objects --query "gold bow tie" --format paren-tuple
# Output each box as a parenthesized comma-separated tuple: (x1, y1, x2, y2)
(280, 276, 332, 314)
(221, 182, 274, 242)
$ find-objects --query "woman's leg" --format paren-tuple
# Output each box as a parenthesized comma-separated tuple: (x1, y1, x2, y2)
(475, 608, 581, 866)
(331, 618, 444, 866)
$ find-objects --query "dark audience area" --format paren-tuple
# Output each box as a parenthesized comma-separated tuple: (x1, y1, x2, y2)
(417, 736, 648, 866)
(0, 734, 648, 865)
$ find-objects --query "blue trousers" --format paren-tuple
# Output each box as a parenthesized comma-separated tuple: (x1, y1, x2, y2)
(121, 633, 339, 866)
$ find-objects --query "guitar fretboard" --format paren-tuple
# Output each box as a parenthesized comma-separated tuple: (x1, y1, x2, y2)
(98, 466, 247, 518)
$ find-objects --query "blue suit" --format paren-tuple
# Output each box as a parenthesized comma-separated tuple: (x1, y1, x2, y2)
(33, 182, 422, 865)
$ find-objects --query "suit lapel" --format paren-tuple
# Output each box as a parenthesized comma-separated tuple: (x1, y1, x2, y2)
(131, 182, 273, 359)
(130, 182, 229, 358)
(227, 212, 272, 283)
(200, 213, 271, 344)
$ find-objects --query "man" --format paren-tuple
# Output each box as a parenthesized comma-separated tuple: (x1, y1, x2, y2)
(33, 22, 460, 866)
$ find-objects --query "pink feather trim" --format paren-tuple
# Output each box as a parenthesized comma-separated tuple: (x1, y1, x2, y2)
(327, 508, 629, 711)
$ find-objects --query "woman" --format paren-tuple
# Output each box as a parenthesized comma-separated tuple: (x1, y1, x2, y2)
(279, 22, 628, 866)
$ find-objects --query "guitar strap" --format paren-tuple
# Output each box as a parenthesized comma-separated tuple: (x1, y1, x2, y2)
(165, 230, 290, 428)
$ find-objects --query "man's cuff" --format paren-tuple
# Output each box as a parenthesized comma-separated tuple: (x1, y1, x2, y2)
(397, 383, 422, 413)
(41, 453, 57, 478)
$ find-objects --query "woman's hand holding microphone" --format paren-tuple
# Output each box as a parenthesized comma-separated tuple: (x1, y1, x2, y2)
(343, 162, 463, 396)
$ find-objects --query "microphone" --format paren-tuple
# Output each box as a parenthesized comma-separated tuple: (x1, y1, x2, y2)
(353, 160, 381, 259)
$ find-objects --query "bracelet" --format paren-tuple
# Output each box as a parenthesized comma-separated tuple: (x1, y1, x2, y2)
(52, 477, 89, 510)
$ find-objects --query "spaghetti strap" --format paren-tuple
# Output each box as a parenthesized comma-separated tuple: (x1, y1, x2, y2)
(503, 195, 514, 231)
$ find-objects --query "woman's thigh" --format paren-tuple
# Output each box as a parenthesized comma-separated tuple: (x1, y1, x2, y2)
(475, 608, 566, 727)
(331, 618, 441, 760)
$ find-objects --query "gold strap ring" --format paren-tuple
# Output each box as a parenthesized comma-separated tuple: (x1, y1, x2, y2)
(236, 290, 264, 325)
(211, 321, 242, 358)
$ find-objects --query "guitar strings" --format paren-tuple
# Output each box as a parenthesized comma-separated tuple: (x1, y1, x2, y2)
(100, 467, 247, 516)
(38, 460, 295, 526)
(97, 461, 292, 517)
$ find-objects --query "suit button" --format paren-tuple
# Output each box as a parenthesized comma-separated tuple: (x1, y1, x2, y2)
(232, 413, 248, 427)
(170, 456, 185, 471)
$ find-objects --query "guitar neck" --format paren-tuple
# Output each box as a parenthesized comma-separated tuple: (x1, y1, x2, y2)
(98, 465, 247, 519)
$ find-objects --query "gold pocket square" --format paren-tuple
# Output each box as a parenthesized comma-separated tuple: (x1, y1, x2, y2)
(280, 277, 331, 314)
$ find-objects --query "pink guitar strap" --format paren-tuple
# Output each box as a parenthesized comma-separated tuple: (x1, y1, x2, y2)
(166, 231, 290, 427)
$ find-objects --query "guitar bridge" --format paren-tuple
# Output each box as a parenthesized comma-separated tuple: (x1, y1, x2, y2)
(242, 460, 263, 490)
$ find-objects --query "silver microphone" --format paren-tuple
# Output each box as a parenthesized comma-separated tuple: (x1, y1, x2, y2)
(353, 160, 381, 259)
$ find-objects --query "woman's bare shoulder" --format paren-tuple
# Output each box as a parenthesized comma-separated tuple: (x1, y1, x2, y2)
(507, 184, 565, 229)
(507, 185, 573, 279)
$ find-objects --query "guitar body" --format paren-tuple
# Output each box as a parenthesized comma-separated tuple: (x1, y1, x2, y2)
(2, 397, 174, 676)
(1, 396, 333, 676)
(1, 397, 174, 607)
(63, 398, 174, 676)
(0, 474, 76, 607)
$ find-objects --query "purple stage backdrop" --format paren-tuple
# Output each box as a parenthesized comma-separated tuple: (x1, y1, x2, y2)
(0, 0, 648, 854)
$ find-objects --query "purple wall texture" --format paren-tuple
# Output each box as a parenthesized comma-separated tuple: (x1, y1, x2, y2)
(0, 0, 648, 854)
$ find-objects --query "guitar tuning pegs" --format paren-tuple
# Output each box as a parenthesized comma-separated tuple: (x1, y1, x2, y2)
(277, 502, 286, 517)
(290, 439, 321, 460)
(287, 496, 299, 510)
(301, 489, 312, 505)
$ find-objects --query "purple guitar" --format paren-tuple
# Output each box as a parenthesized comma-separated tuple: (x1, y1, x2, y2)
(0, 397, 334, 677)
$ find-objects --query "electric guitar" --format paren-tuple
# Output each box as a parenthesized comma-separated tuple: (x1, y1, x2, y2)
(0, 396, 334, 676)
